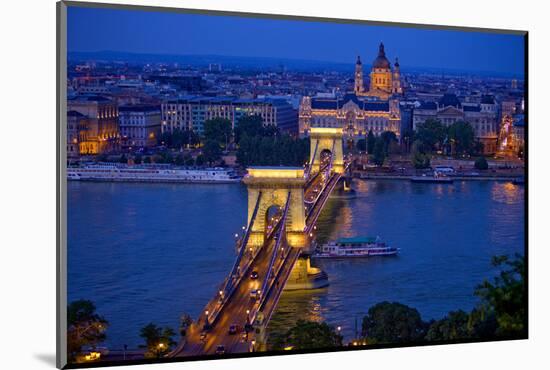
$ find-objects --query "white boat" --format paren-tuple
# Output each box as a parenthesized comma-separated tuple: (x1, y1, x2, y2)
(67, 163, 241, 183)
(313, 236, 398, 258)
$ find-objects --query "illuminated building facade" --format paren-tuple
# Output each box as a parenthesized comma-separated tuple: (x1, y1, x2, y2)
(413, 94, 499, 154)
(161, 96, 297, 135)
(299, 43, 402, 142)
(119, 105, 161, 148)
(67, 110, 86, 158)
(68, 95, 120, 154)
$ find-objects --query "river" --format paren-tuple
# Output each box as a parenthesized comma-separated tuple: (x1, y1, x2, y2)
(67, 179, 524, 348)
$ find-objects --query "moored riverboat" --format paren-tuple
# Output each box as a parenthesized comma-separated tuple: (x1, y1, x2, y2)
(313, 236, 398, 258)
(411, 172, 453, 183)
(67, 163, 242, 183)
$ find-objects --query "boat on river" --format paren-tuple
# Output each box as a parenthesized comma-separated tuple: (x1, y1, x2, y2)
(411, 171, 453, 183)
(67, 163, 241, 183)
(313, 236, 398, 258)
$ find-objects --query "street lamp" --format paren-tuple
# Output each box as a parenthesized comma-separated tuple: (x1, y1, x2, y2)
(157, 343, 165, 358)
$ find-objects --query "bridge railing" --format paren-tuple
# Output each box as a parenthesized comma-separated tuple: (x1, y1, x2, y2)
(258, 192, 291, 307)
(224, 191, 263, 294)
(305, 139, 319, 180)
(204, 203, 285, 328)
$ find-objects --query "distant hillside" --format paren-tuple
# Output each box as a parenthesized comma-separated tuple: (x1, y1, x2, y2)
(67, 50, 524, 79)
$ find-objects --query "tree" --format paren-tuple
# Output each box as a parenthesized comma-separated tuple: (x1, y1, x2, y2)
(134, 154, 142, 165)
(195, 154, 205, 167)
(448, 121, 475, 155)
(143, 156, 151, 164)
(179, 313, 193, 337)
(203, 118, 232, 148)
(415, 119, 447, 152)
(139, 323, 176, 359)
(356, 138, 367, 152)
(474, 157, 489, 170)
(67, 300, 108, 363)
(235, 115, 265, 143)
(202, 139, 222, 165)
(183, 154, 194, 167)
(372, 137, 386, 166)
(411, 140, 431, 169)
(97, 153, 109, 162)
(362, 302, 427, 344)
(474, 254, 526, 338)
(276, 320, 343, 350)
(425, 310, 471, 341)
(174, 153, 185, 166)
(119, 154, 127, 164)
(366, 130, 376, 154)
(380, 131, 398, 155)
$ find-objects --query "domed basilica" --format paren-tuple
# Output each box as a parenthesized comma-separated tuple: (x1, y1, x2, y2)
(299, 43, 403, 142)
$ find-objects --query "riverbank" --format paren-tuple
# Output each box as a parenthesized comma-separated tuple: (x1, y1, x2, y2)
(354, 173, 525, 182)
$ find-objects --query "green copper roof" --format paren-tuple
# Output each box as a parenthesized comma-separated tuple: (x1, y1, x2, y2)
(336, 237, 377, 244)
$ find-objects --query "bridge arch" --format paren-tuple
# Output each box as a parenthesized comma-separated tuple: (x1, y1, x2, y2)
(309, 127, 344, 174)
(243, 167, 307, 249)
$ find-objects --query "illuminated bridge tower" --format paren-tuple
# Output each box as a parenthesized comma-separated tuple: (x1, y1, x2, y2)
(309, 127, 344, 174)
(242, 167, 328, 291)
(243, 167, 307, 250)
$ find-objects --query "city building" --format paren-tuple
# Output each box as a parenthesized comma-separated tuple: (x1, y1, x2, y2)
(412, 93, 499, 154)
(161, 96, 297, 135)
(118, 105, 162, 148)
(68, 95, 120, 154)
(511, 114, 525, 154)
(67, 110, 87, 158)
(299, 43, 403, 143)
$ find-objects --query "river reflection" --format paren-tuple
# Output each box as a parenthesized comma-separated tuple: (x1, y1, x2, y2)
(267, 179, 524, 342)
(68, 179, 524, 348)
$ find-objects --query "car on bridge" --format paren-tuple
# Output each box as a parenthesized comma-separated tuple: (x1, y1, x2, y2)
(215, 345, 225, 355)
(228, 324, 239, 335)
(250, 289, 261, 300)
(250, 270, 259, 280)
(199, 331, 207, 342)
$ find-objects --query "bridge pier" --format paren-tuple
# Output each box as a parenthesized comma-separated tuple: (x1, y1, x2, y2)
(284, 255, 329, 290)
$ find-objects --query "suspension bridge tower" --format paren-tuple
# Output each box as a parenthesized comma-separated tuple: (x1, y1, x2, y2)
(309, 127, 345, 174)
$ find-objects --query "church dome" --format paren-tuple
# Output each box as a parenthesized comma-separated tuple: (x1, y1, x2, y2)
(372, 42, 390, 69)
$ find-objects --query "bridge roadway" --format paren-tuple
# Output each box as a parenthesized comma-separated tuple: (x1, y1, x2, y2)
(171, 157, 345, 357)
(172, 215, 286, 356)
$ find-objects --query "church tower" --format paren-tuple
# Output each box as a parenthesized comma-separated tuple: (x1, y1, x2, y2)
(354, 56, 364, 94)
(369, 42, 393, 97)
(392, 57, 403, 95)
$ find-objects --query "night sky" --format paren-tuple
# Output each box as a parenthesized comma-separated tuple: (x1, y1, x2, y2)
(67, 6, 525, 76)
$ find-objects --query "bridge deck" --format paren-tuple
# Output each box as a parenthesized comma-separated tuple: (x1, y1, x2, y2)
(171, 156, 349, 357)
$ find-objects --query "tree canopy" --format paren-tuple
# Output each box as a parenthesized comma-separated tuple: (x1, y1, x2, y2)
(448, 121, 475, 155)
(372, 137, 386, 166)
(159, 128, 200, 149)
(474, 156, 489, 170)
(425, 310, 471, 341)
(362, 302, 426, 344)
(276, 320, 343, 350)
(366, 130, 376, 154)
(67, 300, 108, 363)
(139, 323, 176, 359)
(203, 117, 232, 149)
(474, 254, 526, 338)
(415, 119, 447, 152)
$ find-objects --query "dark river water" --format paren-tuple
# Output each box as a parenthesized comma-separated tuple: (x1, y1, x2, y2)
(67, 180, 524, 349)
